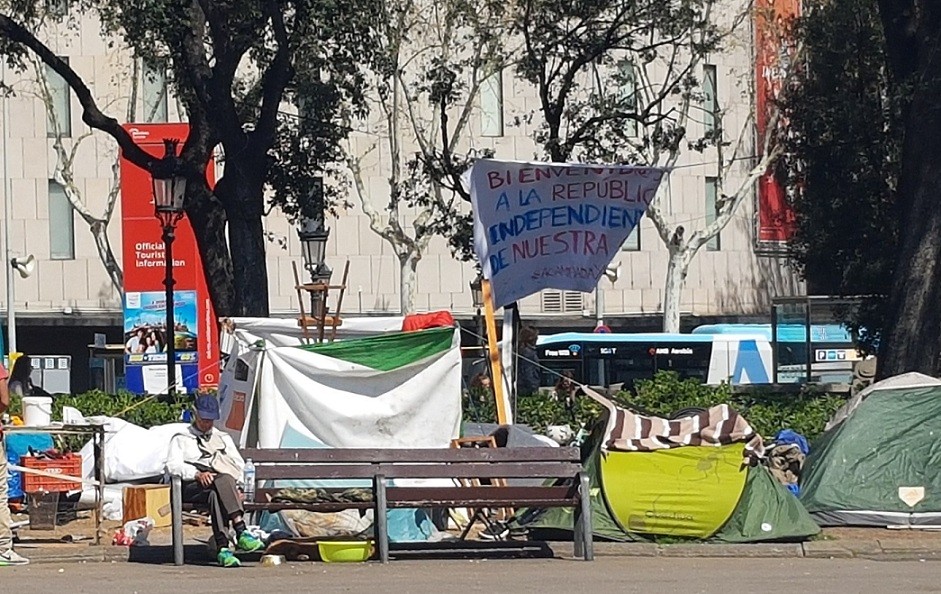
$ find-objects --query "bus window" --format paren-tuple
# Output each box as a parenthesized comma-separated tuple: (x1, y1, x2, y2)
(537, 333, 718, 392)
(651, 342, 711, 382)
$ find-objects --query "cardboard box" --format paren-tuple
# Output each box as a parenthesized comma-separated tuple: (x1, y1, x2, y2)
(123, 485, 172, 528)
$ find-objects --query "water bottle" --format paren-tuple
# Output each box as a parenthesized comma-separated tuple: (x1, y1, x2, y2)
(243, 458, 256, 502)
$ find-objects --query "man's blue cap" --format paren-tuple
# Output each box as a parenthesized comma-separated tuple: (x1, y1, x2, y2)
(194, 394, 220, 420)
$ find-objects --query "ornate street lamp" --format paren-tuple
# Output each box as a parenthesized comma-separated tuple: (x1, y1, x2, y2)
(298, 218, 331, 280)
(151, 138, 186, 398)
(297, 215, 332, 316)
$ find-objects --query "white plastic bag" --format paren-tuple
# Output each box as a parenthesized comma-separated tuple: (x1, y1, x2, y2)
(124, 517, 155, 546)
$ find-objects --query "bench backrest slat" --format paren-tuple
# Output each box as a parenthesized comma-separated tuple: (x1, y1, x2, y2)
(241, 447, 579, 464)
(255, 462, 582, 481)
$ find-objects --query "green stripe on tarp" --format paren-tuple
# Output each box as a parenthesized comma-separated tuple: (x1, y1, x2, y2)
(297, 327, 454, 371)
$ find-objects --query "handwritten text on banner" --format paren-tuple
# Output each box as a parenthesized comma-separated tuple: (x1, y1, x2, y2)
(470, 160, 665, 309)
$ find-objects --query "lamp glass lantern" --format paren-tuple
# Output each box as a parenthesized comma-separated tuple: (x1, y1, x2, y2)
(152, 139, 186, 226)
(297, 217, 331, 283)
(469, 275, 484, 310)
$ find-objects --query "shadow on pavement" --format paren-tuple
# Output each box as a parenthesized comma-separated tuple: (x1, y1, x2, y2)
(129, 541, 556, 564)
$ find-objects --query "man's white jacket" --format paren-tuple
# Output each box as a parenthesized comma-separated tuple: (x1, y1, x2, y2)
(166, 425, 245, 483)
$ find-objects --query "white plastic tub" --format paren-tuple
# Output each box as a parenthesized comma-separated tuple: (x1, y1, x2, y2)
(22, 396, 53, 426)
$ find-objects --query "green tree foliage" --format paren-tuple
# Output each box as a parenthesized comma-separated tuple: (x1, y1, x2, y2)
(777, 0, 902, 350)
(512, 0, 722, 164)
(509, 0, 780, 332)
(0, 0, 379, 316)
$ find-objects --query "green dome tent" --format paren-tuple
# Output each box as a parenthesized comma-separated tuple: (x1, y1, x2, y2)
(800, 373, 941, 527)
(529, 400, 819, 542)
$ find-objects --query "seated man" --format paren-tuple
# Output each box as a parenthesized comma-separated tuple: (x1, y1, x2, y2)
(167, 394, 264, 567)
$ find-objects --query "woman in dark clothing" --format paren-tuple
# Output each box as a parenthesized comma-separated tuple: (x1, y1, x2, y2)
(7, 356, 46, 398)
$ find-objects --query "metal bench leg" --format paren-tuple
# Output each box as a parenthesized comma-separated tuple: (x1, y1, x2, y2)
(375, 474, 389, 563)
(171, 474, 184, 566)
(574, 501, 584, 559)
(578, 471, 593, 561)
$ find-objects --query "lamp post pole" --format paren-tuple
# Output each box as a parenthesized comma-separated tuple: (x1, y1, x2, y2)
(1, 62, 14, 357)
(470, 275, 484, 350)
(162, 223, 176, 398)
(151, 138, 186, 398)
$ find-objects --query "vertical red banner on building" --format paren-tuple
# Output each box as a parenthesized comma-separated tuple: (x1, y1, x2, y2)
(120, 123, 220, 393)
(755, 0, 800, 244)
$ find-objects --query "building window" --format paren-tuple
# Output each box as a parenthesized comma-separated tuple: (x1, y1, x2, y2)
(541, 290, 584, 313)
(703, 64, 717, 134)
(621, 224, 640, 251)
(480, 70, 504, 137)
(46, 58, 71, 138)
(619, 60, 638, 137)
(142, 61, 168, 123)
(705, 176, 720, 251)
(49, 180, 75, 260)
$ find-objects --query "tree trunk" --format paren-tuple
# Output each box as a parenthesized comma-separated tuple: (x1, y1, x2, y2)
(662, 248, 692, 333)
(876, 90, 941, 378)
(222, 190, 269, 317)
(227, 212, 269, 316)
(876, 0, 941, 379)
(213, 146, 269, 317)
(185, 187, 237, 317)
(399, 252, 420, 314)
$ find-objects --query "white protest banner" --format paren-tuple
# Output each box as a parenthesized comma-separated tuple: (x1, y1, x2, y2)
(470, 159, 665, 309)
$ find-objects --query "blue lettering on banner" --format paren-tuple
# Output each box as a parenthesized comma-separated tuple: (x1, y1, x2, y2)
(732, 340, 770, 384)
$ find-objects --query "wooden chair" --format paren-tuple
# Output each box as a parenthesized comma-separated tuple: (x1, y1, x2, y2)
(292, 260, 350, 343)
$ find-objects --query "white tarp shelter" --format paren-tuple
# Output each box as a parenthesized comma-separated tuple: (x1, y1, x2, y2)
(218, 325, 463, 449)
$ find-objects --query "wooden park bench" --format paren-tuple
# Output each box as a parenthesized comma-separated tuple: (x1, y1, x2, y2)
(170, 447, 593, 565)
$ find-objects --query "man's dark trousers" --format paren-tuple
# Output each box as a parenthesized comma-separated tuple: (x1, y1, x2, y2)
(181, 474, 243, 546)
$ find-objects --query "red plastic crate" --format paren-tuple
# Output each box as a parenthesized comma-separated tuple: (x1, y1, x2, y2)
(20, 454, 82, 493)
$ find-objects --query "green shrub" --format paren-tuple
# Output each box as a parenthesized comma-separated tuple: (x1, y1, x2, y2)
(464, 372, 846, 442)
(50, 390, 188, 428)
(463, 389, 603, 434)
(619, 372, 846, 441)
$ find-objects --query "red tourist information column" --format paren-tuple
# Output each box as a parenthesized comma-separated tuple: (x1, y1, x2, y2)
(120, 123, 219, 394)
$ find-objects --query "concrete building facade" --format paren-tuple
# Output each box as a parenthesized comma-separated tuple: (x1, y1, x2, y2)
(0, 5, 801, 390)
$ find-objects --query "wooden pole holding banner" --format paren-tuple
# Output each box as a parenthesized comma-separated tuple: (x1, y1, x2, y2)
(482, 280, 511, 424)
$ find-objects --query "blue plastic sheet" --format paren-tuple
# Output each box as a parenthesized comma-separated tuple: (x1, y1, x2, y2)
(773, 429, 810, 455)
(4, 433, 55, 499)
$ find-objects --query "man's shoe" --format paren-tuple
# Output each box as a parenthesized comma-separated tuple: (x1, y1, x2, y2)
(217, 547, 241, 568)
(0, 550, 29, 566)
(236, 532, 265, 553)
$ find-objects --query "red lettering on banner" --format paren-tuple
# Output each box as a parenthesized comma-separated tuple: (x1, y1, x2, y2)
(488, 170, 510, 189)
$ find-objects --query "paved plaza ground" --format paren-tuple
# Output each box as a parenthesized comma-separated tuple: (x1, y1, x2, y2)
(4, 556, 941, 593)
